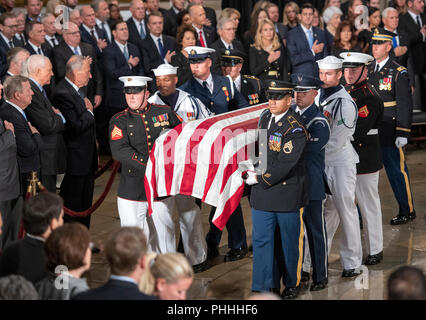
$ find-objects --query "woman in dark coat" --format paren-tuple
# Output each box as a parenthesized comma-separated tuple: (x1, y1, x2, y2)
(171, 25, 197, 87)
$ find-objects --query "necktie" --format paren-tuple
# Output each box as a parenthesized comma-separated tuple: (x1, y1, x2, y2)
(90, 29, 97, 42)
(157, 38, 165, 59)
(123, 45, 129, 60)
(228, 45, 232, 50)
(199, 30, 206, 47)
(202, 80, 210, 93)
(269, 116, 275, 129)
(37, 47, 42, 55)
(139, 22, 145, 39)
(416, 15, 422, 28)
(392, 36, 398, 48)
(375, 63, 380, 73)
(73, 47, 80, 55)
(51, 37, 57, 46)
(307, 29, 314, 48)
(78, 88, 86, 100)
(22, 111, 28, 122)
(8, 40, 13, 49)
(41, 88, 47, 98)
(101, 22, 108, 42)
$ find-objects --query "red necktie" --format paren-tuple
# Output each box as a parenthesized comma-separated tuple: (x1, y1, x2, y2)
(199, 30, 206, 48)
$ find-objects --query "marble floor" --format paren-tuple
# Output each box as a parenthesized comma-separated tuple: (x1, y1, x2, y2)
(84, 145, 426, 300)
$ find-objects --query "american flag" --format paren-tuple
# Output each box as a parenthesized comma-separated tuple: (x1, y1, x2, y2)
(144, 103, 269, 230)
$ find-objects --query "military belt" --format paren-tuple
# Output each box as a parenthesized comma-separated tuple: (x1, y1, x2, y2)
(383, 101, 396, 107)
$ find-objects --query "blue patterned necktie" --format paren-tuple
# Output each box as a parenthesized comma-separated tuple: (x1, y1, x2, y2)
(73, 47, 79, 55)
(157, 38, 165, 59)
(307, 29, 314, 48)
(139, 22, 145, 39)
(123, 45, 129, 60)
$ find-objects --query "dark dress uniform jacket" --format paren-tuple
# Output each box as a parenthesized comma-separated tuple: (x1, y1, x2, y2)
(109, 104, 181, 201)
(249, 45, 289, 84)
(240, 75, 267, 105)
(348, 80, 384, 174)
(179, 74, 249, 114)
(0, 117, 20, 201)
(170, 51, 192, 87)
(51, 79, 97, 176)
(250, 108, 309, 212)
(368, 59, 413, 146)
(0, 102, 42, 174)
(25, 80, 67, 176)
(298, 104, 329, 201)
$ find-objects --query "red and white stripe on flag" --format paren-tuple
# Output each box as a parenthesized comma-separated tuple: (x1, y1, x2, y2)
(144, 103, 269, 230)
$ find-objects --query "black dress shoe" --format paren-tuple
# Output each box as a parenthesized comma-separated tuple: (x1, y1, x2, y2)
(408, 211, 416, 220)
(342, 268, 363, 278)
(390, 214, 409, 225)
(310, 278, 328, 291)
(192, 260, 208, 273)
(280, 287, 299, 300)
(224, 247, 248, 262)
(207, 246, 219, 260)
(364, 251, 383, 265)
(301, 271, 310, 282)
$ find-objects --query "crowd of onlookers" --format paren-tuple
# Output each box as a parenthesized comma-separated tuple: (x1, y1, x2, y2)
(0, 0, 425, 300)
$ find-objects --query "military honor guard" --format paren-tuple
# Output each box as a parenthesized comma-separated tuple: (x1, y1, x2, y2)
(180, 46, 250, 262)
(341, 51, 385, 265)
(245, 80, 308, 299)
(368, 28, 416, 225)
(292, 74, 330, 291)
(148, 64, 210, 272)
(219, 49, 266, 105)
(109, 76, 181, 253)
(316, 56, 363, 278)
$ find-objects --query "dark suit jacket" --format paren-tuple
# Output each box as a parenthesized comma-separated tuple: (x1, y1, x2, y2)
(286, 25, 328, 76)
(25, 80, 67, 176)
(126, 17, 148, 48)
(51, 79, 97, 176)
(13, 33, 26, 47)
(24, 41, 52, 58)
(195, 25, 217, 48)
(52, 40, 103, 103)
(0, 35, 12, 77)
(164, 7, 179, 37)
(0, 102, 42, 174)
(72, 278, 157, 300)
(398, 12, 426, 72)
(102, 41, 144, 109)
(139, 33, 177, 80)
(0, 117, 20, 201)
(0, 235, 47, 284)
(79, 24, 106, 59)
(210, 38, 247, 75)
(204, 6, 217, 30)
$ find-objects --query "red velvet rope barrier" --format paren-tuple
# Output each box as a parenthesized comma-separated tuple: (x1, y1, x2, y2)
(63, 161, 120, 217)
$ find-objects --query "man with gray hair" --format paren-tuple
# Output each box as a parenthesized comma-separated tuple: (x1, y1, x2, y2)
(2, 47, 29, 83)
(51, 55, 97, 228)
(382, 7, 409, 67)
(24, 55, 67, 193)
(42, 13, 61, 49)
(210, 17, 246, 75)
(92, 0, 112, 44)
(0, 75, 42, 197)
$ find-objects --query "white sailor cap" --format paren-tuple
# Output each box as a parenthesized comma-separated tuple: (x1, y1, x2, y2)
(119, 76, 152, 93)
(339, 52, 374, 68)
(152, 64, 178, 76)
(184, 46, 216, 63)
(316, 56, 343, 70)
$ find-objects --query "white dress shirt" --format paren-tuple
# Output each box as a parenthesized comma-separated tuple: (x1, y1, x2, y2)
(28, 40, 44, 55)
(375, 56, 389, 72)
(195, 73, 213, 94)
(82, 23, 100, 40)
(268, 110, 288, 129)
(234, 74, 241, 92)
(133, 17, 146, 38)
(300, 24, 316, 56)
(221, 38, 233, 50)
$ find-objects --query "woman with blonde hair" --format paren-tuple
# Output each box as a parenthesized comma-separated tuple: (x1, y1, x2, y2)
(139, 252, 194, 300)
(282, 2, 299, 32)
(249, 18, 289, 84)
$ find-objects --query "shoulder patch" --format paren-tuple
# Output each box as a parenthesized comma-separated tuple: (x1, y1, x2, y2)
(111, 125, 123, 140)
(358, 105, 369, 118)
(397, 66, 406, 72)
(291, 127, 303, 133)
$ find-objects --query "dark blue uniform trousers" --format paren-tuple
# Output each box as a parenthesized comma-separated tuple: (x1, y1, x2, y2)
(252, 208, 304, 291)
(381, 146, 415, 215)
(303, 200, 328, 283)
(206, 204, 247, 249)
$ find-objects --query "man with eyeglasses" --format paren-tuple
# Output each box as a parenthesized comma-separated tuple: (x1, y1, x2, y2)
(0, 13, 18, 77)
(126, 0, 148, 47)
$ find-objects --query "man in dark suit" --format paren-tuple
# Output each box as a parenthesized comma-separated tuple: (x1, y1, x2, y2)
(25, 0, 42, 24)
(139, 11, 176, 87)
(126, 0, 148, 47)
(103, 21, 144, 117)
(0, 192, 64, 284)
(94, 0, 112, 44)
(24, 21, 52, 57)
(163, 0, 185, 37)
(51, 55, 98, 228)
(399, 0, 426, 110)
(143, 0, 175, 37)
(25, 55, 67, 193)
(188, 3, 217, 48)
(188, 0, 217, 30)
(0, 13, 18, 77)
(2, 47, 29, 84)
(287, 3, 328, 77)
(72, 227, 157, 300)
(79, 5, 108, 59)
(52, 22, 103, 108)
(0, 75, 42, 197)
(266, 2, 288, 41)
(13, 10, 27, 47)
(383, 7, 410, 68)
(42, 13, 62, 50)
(0, 116, 22, 249)
(210, 17, 246, 75)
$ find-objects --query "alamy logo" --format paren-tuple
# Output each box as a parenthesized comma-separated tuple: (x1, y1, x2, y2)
(54, 265, 70, 290)
(354, 265, 369, 290)
(354, 5, 369, 30)
(55, 5, 71, 30)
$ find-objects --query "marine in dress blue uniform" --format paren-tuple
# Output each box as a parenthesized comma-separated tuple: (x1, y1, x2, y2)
(292, 74, 330, 291)
(245, 80, 309, 299)
(179, 46, 250, 262)
(367, 28, 416, 225)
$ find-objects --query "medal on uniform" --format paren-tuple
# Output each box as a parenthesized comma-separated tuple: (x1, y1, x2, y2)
(379, 77, 392, 91)
(187, 112, 195, 121)
(269, 134, 282, 152)
(152, 116, 160, 127)
(162, 113, 169, 126)
(248, 95, 253, 105)
(222, 86, 230, 101)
